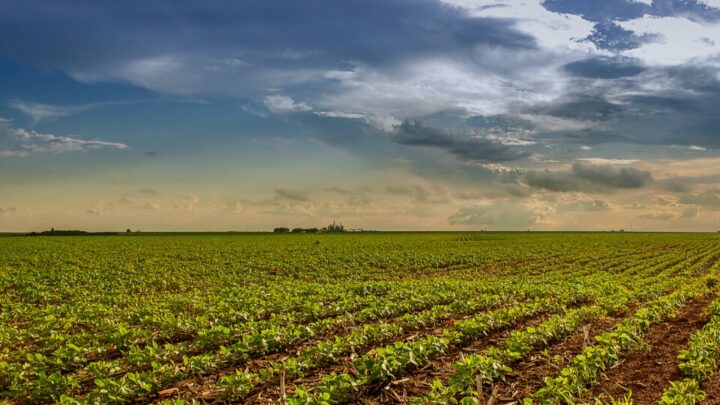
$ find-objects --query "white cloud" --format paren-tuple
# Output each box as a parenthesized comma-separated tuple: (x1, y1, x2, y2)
(319, 56, 569, 130)
(478, 163, 523, 173)
(72, 55, 326, 96)
(8, 101, 91, 124)
(617, 16, 720, 65)
(0, 128, 128, 157)
(577, 157, 641, 165)
(698, 0, 720, 9)
(298, 6, 604, 131)
(72, 56, 185, 90)
(263, 95, 313, 113)
(313, 111, 366, 119)
(443, 0, 598, 52)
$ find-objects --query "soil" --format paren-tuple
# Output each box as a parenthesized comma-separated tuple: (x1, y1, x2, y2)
(369, 312, 558, 404)
(702, 361, 720, 404)
(246, 310, 557, 404)
(583, 295, 714, 404)
(163, 297, 524, 403)
(490, 312, 633, 403)
(157, 253, 701, 404)
(141, 251, 714, 404)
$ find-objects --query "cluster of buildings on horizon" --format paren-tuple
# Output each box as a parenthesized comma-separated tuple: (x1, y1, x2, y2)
(273, 221, 368, 233)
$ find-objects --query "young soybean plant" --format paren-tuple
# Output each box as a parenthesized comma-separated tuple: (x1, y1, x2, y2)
(659, 294, 720, 405)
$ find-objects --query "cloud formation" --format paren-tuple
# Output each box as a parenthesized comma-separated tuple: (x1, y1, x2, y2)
(274, 188, 311, 202)
(393, 121, 530, 163)
(448, 204, 541, 229)
(0, 127, 128, 157)
(9, 101, 92, 124)
(0, 1, 719, 231)
(679, 190, 720, 210)
(524, 163, 654, 192)
(562, 56, 646, 79)
(264, 95, 313, 114)
(0, 0, 535, 95)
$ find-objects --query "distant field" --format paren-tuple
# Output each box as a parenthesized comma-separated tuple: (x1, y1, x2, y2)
(1, 233, 720, 404)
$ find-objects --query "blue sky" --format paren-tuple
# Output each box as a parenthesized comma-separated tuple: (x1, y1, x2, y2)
(1, 0, 720, 231)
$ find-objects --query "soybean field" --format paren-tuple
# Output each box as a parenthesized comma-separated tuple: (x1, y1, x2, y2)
(2, 232, 720, 404)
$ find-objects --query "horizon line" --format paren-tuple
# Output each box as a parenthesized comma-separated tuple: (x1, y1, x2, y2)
(2, 230, 720, 235)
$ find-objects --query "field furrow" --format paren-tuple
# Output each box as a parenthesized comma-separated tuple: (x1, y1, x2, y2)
(0, 233, 718, 405)
(583, 295, 714, 404)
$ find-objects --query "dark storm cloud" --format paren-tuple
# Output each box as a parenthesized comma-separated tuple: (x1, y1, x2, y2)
(572, 163, 652, 188)
(550, 130, 633, 146)
(563, 57, 646, 79)
(527, 95, 624, 121)
(520, 62, 720, 149)
(0, 0, 536, 95)
(524, 163, 653, 192)
(393, 121, 530, 163)
(610, 66, 720, 148)
(465, 114, 535, 131)
(622, 95, 701, 114)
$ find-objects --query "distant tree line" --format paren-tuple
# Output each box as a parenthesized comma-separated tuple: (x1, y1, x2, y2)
(274, 227, 320, 234)
(274, 223, 345, 233)
(27, 228, 119, 236)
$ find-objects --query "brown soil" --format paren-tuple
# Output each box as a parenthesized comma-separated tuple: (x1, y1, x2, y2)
(246, 310, 558, 404)
(141, 250, 704, 404)
(491, 312, 632, 403)
(702, 361, 720, 404)
(583, 295, 714, 404)
(156, 252, 696, 404)
(369, 312, 559, 404)
(154, 297, 528, 403)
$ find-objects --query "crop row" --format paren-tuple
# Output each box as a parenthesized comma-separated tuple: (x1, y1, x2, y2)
(2, 239, 651, 356)
(218, 246, 713, 402)
(77, 244, 716, 403)
(659, 293, 720, 404)
(282, 246, 706, 405)
(527, 272, 718, 404)
(1, 233, 716, 404)
(173, 245, 705, 401)
(410, 256, 713, 404)
(3, 243, 686, 403)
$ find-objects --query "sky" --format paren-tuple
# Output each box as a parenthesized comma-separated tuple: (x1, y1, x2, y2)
(1, 0, 720, 232)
